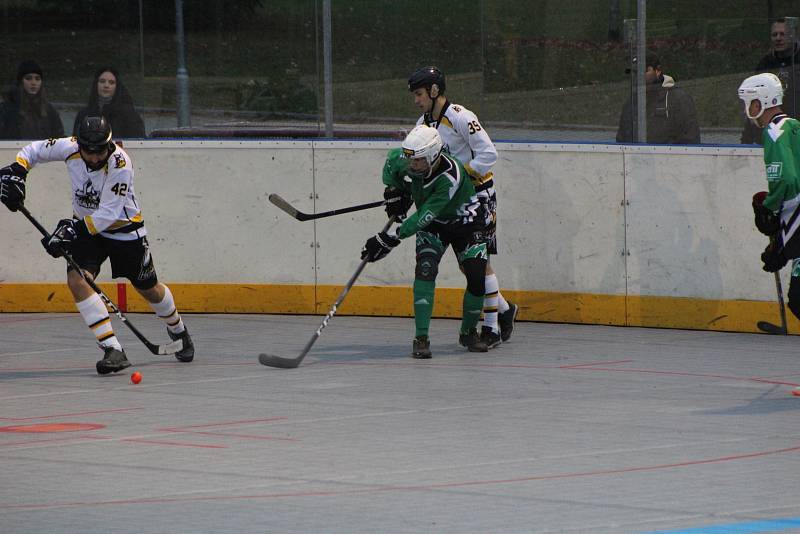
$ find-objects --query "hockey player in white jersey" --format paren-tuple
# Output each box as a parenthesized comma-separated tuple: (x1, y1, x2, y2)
(0, 116, 194, 374)
(405, 66, 518, 348)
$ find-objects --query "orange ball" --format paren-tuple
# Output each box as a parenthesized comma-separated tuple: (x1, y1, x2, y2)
(131, 371, 142, 384)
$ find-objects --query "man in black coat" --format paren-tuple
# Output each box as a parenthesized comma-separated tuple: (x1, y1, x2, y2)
(616, 54, 701, 144)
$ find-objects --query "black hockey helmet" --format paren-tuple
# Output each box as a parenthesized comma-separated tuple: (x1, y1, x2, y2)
(77, 116, 112, 153)
(408, 66, 446, 95)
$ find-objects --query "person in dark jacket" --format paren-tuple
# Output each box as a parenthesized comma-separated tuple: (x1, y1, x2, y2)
(0, 60, 64, 140)
(72, 66, 145, 138)
(741, 18, 800, 144)
(616, 54, 701, 144)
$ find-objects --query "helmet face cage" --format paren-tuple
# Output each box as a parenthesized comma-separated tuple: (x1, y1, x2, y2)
(407, 66, 446, 96)
(77, 116, 112, 153)
(738, 73, 783, 120)
(402, 125, 443, 179)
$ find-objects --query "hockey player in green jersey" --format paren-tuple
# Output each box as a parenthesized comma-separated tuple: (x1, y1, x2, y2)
(406, 66, 518, 348)
(739, 73, 800, 319)
(361, 125, 490, 358)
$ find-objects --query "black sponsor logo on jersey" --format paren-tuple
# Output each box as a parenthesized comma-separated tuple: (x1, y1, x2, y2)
(113, 154, 127, 169)
(75, 182, 100, 210)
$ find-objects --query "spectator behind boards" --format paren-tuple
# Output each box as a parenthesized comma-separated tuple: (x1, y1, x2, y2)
(0, 60, 64, 140)
(741, 18, 800, 144)
(615, 54, 700, 144)
(73, 66, 145, 139)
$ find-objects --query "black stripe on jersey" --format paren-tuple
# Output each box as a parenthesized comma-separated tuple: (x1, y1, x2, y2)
(424, 100, 452, 129)
(771, 113, 789, 125)
(104, 221, 145, 234)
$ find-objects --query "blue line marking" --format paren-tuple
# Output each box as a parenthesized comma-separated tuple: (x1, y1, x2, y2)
(643, 517, 800, 533)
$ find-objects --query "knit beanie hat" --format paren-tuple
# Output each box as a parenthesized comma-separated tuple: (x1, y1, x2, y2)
(17, 60, 43, 82)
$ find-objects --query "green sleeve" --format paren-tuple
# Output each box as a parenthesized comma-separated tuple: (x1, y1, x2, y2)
(763, 128, 800, 212)
(381, 148, 410, 191)
(397, 176, 451, 239)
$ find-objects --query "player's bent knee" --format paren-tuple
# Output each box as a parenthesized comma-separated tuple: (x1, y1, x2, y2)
(789, 283, 800, 320)
(415, 255, 439, 281)
(462, 258, 486, 296)
(131, 274, 159, 292)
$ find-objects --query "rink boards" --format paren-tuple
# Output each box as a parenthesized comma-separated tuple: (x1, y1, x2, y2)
(0, 139, 791, 333)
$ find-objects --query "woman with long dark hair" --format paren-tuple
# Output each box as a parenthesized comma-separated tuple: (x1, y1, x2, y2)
(73, 66, 145, 138)
(0, 60, 64, 139)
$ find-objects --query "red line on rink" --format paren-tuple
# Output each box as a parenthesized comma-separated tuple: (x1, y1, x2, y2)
(159, 417, 288, 431)
(0, 435, 111, 448)
(120, 438, 226, 449)
(558, 359, 633, 368)
(0, 407, 143, 422)
(1, 442, 798, 510)
(159, 429, 299, 442)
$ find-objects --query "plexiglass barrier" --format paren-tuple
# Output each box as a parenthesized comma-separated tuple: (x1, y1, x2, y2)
(0, 1, 796, 144)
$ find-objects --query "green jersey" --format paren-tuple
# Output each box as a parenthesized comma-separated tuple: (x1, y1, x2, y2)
(381, 148, 484, 240)
(762, 115, 800, 213)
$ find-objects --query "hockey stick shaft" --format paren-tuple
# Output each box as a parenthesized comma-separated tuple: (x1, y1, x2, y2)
(269, 193, 384, 221)
(259, 217, 395, 368)
(18, 205, 183, 355)
(774, 270, 788, 334)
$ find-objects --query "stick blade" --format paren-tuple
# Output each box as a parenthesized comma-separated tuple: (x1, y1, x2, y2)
(147, 339, 183, 356)
(268, 194, 308, 221)
(258, 353, 301, 369)
(757, 321, 788, 335)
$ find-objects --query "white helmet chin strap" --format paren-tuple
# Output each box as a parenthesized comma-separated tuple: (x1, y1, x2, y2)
(744, 98, 765, 121)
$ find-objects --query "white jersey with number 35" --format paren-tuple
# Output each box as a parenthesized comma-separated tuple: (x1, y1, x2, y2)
(417, 100, 497, 191)
(16, 137, 145, 241)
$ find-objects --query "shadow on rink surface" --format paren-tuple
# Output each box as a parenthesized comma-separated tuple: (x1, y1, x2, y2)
(1, 313, 800, 534)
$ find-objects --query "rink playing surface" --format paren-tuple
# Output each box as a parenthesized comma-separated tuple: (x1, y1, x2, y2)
(1, 312, 800, 534)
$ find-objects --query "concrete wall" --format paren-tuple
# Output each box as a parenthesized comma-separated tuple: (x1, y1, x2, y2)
(0, 139, 786, 332)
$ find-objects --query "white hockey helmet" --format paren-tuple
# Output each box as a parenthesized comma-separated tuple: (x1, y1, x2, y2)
(738, 73, 783, 120)
(402, 125, 443, 179)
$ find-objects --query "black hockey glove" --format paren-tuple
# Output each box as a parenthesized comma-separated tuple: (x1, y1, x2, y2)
(361, 231, 400, 262)
(752, 191, 780, 236)
(761, 242, 788, 273)
(41, 219, 82, 258)
(0, 162, 28, 212)
(384, 186, 412, 221)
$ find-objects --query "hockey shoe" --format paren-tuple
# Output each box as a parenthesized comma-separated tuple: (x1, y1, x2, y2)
(96, 346, 131, 375)
(499, 302, 519, 342)
(459, 329, 488, 353)
(168, 327, 194, 362)
(412, 335, 432, 359)
(480, 326, 502, 349)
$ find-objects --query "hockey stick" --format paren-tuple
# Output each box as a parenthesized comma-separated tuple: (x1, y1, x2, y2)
(258, 217, 395, 368)
(18, 205, 184, 355)
(269, 193, 384, 221)
(757, 271, 789, 335)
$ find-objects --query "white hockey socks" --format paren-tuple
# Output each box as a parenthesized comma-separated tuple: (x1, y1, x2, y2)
(483, 274, 511, 333)
(483, 274, 500, 332)
(149, 285, 185, 335)
(497, 287, 510, 315)
(76, 293, 122, 351)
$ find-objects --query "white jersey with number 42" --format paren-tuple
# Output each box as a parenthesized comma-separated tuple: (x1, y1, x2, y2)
(16, 137, 145, 241)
